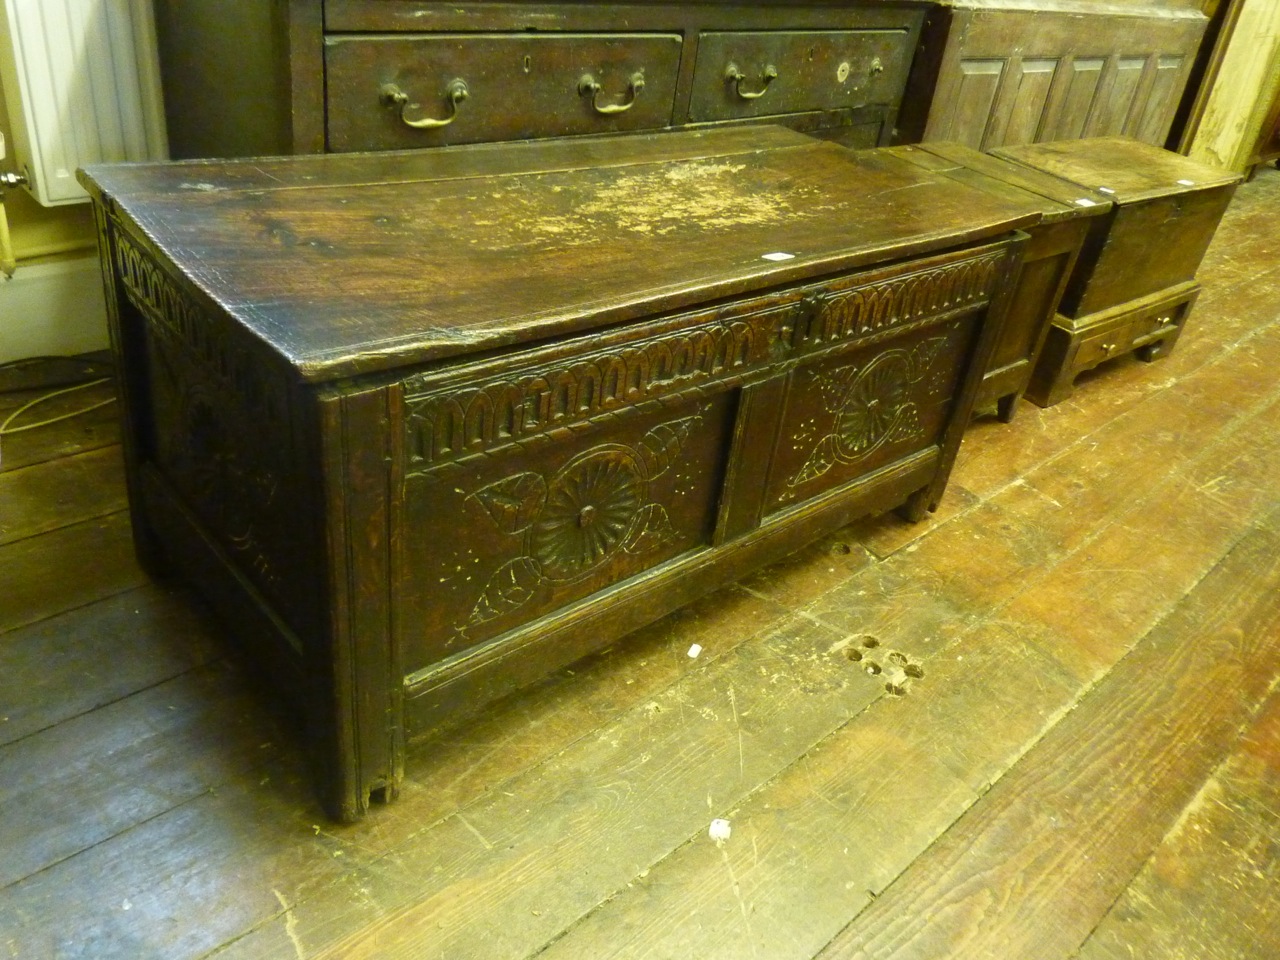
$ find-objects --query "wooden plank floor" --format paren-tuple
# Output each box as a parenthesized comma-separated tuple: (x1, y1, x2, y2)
(2, 166, 1278, 960)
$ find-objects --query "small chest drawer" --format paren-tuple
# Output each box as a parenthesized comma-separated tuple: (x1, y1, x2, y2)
(687, 29, 913, 122)
(1073, 322, 1134, 369)
(325, 33, 683, 151)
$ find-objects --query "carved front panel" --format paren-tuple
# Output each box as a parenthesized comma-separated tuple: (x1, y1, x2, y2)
(399, 395, 734, 668)
(766, 316, 977, 513)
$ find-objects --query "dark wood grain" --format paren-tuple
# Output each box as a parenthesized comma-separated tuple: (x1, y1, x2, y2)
(0, 167, 1277, 960)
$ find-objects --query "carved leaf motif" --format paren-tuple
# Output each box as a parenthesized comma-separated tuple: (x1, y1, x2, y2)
(909, 337, 947, 381)
(468, 557, 544, 627)
(468, 472, 548, 534)
(621, 503, 677, 555)
(638, 416, 701, 480)
(789, 434, 841, 487)
(886, 404, 924, 445)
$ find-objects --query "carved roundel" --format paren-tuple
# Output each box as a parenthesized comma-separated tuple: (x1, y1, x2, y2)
(835, 352, 912, 457)
(529, 445, 647, 581)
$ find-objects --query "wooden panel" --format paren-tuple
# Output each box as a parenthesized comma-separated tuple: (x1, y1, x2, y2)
(1088, 56, 1147, 136)
(943, 58, 1006, 148)
(1133, 54, 1186, 144)
(1049, 58, 1105, 141)
(924, 8, 1208, 150)
(1000, 58, 1058, 147)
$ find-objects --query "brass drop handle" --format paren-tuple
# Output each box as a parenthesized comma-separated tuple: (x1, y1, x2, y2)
(578, 72, 646, 115)
(381, 79, 469, 129)
(725, 63, 778, 100)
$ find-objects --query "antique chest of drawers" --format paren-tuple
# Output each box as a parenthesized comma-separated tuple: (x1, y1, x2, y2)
(81, 127, 1032, 819)
(992, 137, 1241, 406)
(155, 1, 928, 159)
(883, 141, 1111, 421)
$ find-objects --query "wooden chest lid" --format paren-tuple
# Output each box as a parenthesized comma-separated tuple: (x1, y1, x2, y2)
(992, 137, 1242, 205)
(80, 127, 1037, 382)
(883, 142, 1114, 223)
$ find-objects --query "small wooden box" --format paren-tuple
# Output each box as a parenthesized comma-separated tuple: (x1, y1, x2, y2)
(884, 141, 1111, 422)
(81, 128, 1033, 819)
(993, 137, 1241, 406)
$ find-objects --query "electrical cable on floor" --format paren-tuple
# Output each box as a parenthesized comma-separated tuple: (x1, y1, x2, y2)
(0, 377, 115, 436)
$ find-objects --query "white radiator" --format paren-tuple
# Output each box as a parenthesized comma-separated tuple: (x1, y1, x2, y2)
(0, 0, 167, 206)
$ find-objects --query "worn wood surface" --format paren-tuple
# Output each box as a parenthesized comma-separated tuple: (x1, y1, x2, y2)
(0, 166, 1277, 960)
(80, 128, 1037, 379)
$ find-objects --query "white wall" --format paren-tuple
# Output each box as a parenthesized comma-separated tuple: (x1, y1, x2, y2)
(0, 254, 109, 362)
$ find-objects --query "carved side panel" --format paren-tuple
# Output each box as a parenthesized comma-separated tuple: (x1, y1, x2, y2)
(766, 317, 976, 513)
(112, 225, 307, 631)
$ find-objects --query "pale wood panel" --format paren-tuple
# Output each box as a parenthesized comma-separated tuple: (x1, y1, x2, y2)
(1134, 54, 1187, 143)
(923, 7, 1207, 150)
(945, 58, 1007, 148)
(1048, 58, 1106, 140)
(1000, 58, 1058, 146)
(1088, 56, 1148, 136)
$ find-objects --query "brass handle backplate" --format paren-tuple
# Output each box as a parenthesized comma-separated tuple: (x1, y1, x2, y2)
(381, 79, 469, 129)
(578, 72, 646, 115)
(725, 63, 778, 100)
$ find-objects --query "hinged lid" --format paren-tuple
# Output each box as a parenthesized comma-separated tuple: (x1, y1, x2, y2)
(992, 137, 1242, 205)
(80, 126, 1037, 381)
(885, 142, 1114, 223)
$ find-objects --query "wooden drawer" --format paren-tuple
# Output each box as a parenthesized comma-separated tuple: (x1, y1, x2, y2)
(688, 29, 913, 122)
(325, 33, 682, 151)
(1073, 320, 1134, 369)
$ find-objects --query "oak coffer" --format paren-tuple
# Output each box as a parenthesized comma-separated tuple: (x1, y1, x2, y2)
(81, 128, 1033, 820)
(992, 137, 1241, 406)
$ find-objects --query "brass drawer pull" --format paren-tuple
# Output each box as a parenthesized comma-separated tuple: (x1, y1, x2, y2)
(578, 72, 646, 115)
(381, 79, 469, 130)
(725, 63, 778, 100)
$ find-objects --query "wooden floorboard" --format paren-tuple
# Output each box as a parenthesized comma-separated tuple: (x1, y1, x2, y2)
(813, 509, 1280, 960)
(1076, 686, 1280, 960)
(0, 166, 1276, 960)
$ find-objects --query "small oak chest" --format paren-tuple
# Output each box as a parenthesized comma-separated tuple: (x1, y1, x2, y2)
(993, 137, 1241, 406)
(81, 128, 1032, 819)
